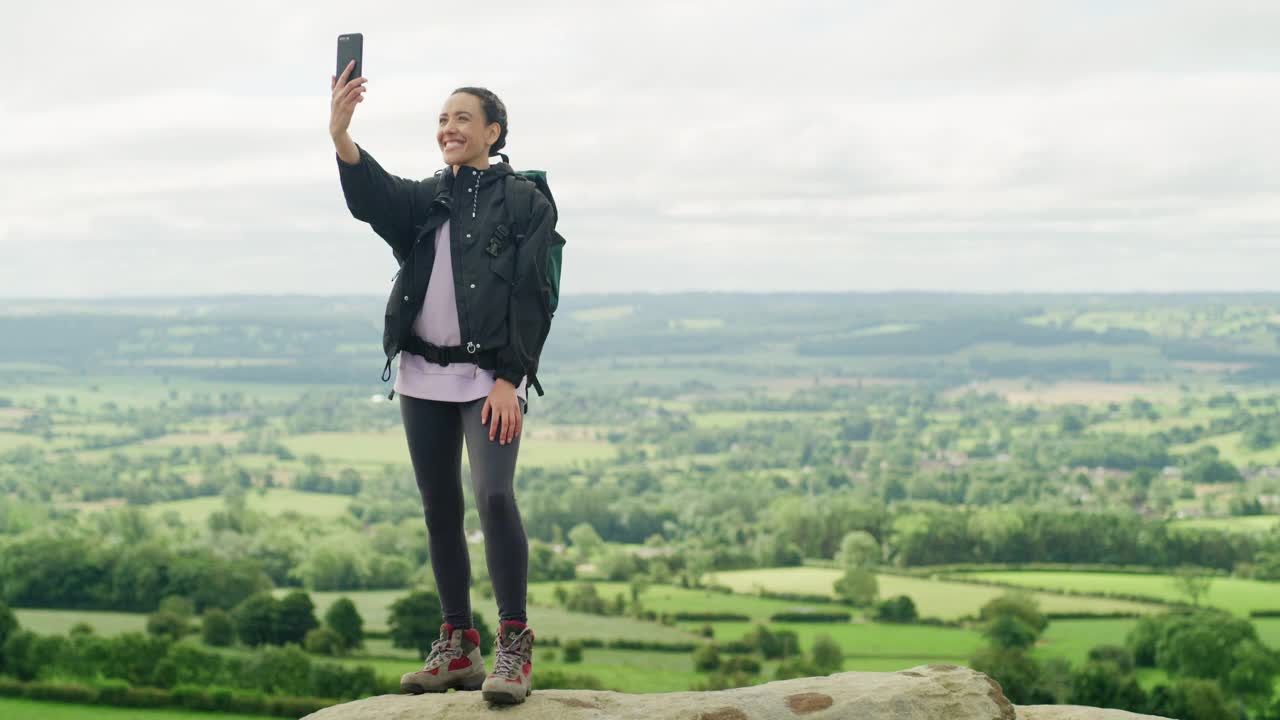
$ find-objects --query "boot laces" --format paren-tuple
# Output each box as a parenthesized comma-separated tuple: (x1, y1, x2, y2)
(423, 634, 461, 670)
(492, 628, 531, 678)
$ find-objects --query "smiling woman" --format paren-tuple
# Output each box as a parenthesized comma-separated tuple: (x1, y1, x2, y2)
(329, 59, 560, 704)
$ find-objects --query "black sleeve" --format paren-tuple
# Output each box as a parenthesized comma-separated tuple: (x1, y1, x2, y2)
(493, 192, 558, 387)
(336, 143, 424, 262)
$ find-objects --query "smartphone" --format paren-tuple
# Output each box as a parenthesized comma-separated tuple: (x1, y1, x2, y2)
(336, 33, 363, 83)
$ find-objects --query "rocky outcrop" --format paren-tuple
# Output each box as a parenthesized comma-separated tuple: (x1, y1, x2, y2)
(301, 663, 1172, 720)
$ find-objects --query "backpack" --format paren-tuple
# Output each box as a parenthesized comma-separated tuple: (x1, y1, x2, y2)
(502, 170, 566, 397)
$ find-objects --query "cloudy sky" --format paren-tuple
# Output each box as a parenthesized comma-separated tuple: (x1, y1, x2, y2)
(3, 1, 1278, 298)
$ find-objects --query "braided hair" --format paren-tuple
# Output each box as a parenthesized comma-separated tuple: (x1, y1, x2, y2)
(451, 86, 509, 164)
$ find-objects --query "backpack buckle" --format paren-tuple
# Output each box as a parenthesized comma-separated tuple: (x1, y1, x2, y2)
(466, 341, 477, 354)
(485, 225, 509, 257)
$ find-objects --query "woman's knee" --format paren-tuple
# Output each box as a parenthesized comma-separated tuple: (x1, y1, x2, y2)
(474, 488, 518, 521)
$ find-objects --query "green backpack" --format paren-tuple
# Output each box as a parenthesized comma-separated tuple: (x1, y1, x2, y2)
(502, 170, 565, 397)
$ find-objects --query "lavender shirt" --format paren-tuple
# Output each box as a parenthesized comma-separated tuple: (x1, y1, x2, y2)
(394, 218, 528, 408)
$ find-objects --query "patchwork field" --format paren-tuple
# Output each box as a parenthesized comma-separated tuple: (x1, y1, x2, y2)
(144, 489, 354, 524)
(703, 568, 1169, 619)
(949, 571, 1280, 616)
(0, 698, 275, 720)
(281, 431, 615, 469)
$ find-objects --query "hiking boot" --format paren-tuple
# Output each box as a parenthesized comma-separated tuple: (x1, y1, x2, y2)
(481, 620, 535, 704)
(400, 623, 486, 694)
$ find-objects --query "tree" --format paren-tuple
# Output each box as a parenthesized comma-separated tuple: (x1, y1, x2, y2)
(746, 625, 800, 660)
(1147, 677, 1235, 720)
(201, 608, 235, 647)
(562, 638, 583, 663)
(773, 657, 822, 680)
(1170, 566, 1212, 607)
(833, 567, 879, 607)
(0, 599, 17, 649)
(388, 590, 443, 660)
(970, 646, 1051, 705)
(146, 611, 191, 641)
(1086, 645, 1134, 675)
(835, 531, 880, 567)
(979, 593, 1047, 636)
(324, 597, 365, 650)
(1125, 614, 1162, 667)
(274, 590, 320, 645)
(983, 614, 1038, 651)
(692, 643, 721, 671)
(567, 523, 604, 559)
(233, 592, 280, 647)
(1067, 661, 1147, 712)
(810, 634, 843, 674)
(874, 595, 918, 623)
(304, 627, 347, 656)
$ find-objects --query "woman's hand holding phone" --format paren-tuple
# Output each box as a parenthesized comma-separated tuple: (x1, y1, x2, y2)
(330, 60, 367, 142)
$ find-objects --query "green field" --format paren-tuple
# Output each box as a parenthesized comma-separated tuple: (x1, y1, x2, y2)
(690, 411, 840, 430)
(1173, 431, 1280, 467)
(684, 619, 983, 660)
(527, 580, 862, 623)
(704, 568, 1168, 619)
(330, 646, 702, 693)
(283, 588, 701, 644)
(145, 489, 353, 524)
(0, 698, 274, 720)
(12, 609, 151, 636)
(1172, 515, 1280, 534)
(952, 571, 1280, 616)
(281, 431, 615, 469)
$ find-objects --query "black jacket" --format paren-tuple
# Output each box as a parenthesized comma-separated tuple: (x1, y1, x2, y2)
(335, 143, 555, 390)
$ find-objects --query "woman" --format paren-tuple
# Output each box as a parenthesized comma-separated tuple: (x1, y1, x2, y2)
(330, 60, 549, 705)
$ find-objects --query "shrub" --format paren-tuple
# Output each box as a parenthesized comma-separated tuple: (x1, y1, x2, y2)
(562, 639, 583, 663)
(304, 627, 347, 656)
(202, 608, 236, 647)
(692, 643, 721, 672)
(874, 595, 919, 623)
(146, 611, 191, 640)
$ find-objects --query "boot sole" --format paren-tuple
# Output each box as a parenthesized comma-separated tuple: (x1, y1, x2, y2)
(482, 685, 532, 704)
(401, 673, 487, 694)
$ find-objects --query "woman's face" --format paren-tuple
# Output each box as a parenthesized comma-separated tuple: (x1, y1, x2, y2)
(438, 92, 500, 168)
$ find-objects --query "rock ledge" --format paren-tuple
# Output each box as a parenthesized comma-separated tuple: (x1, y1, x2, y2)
(301, 663, 1172, 720)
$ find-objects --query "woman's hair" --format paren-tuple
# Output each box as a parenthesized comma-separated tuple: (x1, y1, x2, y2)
(451, 86, 508, 157)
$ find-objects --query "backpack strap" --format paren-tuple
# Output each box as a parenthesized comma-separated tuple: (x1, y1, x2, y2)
(503, 172, 537, 232)
(503, 174, 545, 398)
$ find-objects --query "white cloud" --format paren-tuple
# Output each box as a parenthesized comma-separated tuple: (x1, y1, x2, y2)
(3, 0, 1279, 297)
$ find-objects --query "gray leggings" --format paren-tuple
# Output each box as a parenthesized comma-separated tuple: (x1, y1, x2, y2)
(399, 393, 528, 626)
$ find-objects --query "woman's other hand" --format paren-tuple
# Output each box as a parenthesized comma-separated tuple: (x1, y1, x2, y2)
(482, 379, 522, 445)
(330, 60, 367, 141)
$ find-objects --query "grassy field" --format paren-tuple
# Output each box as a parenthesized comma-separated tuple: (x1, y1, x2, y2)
(0, 376, 336, 413)
(704, 568, 1168, 619)
(690, 411, 841, 430)
(12, 609, 151, 636)
(1172, 431, 1280, 467)
(527, 580, 862, 623)
(0, 698, 275, 720)
(682, 619, 983, 660)
(952, 571, 1280, 616)
(281, 431, 615, 469)
(1172, 515, 1280, 534)
(331, 646, 703, 693)
(281, 588, 702, 644)
(143, 489, 353, 524)
(942, 381, 1183, 407)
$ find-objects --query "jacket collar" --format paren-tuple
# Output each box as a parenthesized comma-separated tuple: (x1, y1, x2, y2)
(436, 161, 514, 198)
